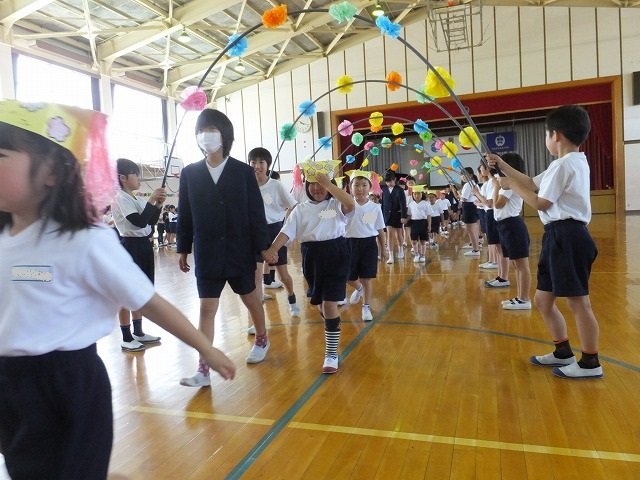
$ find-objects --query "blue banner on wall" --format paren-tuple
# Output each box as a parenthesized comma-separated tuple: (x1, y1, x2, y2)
(485, 132, 516, 154)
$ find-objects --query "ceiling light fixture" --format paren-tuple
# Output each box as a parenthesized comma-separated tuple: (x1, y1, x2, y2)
(372, 3, 384, 17)
(178, 27, 191, 43)
(236, 59, 246, 72)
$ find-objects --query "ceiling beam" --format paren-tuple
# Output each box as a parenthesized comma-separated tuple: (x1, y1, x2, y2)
(0, 0, 55, 26)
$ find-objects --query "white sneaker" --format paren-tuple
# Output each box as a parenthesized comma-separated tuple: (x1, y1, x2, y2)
(419, 256, 426, 262)
(485, 278, 511, 288)
(264, 280, 283, 289)
(413, 255, 421, 263)
(322, 356, 339, 374)
(289, 303, 301, 317)
(121, 339, 145, 351)
(180, 372, 211, 387)
(246, 340, 270, 364)
(530, 352, 576, 367)
(337, 298, 347, 306)
(386, 256, 394, 264)
(132, 333, 161, 343)
(247, 325, 256, 335)
(397, 250, 404, 259)
(262, 293, 273, 301)
(479, 262, 498, 270)
(362, 305, 373, 322)
(503, 298, 532, 310)
(553, 362, 603, 379)
(463, 250, 481, 257)
(349, 287, 363, 304)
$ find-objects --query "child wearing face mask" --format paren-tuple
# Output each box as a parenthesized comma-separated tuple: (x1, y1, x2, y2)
(264, 164, 355, 374)
(176, 109, 272, 387)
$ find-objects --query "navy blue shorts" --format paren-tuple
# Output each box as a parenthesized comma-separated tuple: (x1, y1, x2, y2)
(385, 212, 403, 229)
(410, 219, 428, 241)
(301, 237, 349, 305)
(461, 202, 478, 224)
(537, 219, 597, 297)
(430, 216, 441, 234)
(348, 237, 379, 280)
(478, 209, 487, 233)
(121, 236, 154, 283)
(443, 210, 449, 220)
(256, 221, 287, 266)
(496, 216, 530, 260)
(485, 209, 500, 245)
(196, 271, 256, 298)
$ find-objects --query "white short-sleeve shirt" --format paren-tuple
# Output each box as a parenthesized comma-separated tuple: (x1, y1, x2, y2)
(407, 200, 430, 220)
(346, 200, 385, 238)
(260, 178, 297, 224)
(460, 182, 477, 203)
(494, 188, 523, 221)
(112, 190, 151, 237)
(280, 197, 351, 243)
(533, 152, 591, 225)
(0, 221, 156, 356)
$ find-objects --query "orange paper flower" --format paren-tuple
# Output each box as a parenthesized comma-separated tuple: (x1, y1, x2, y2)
(390, 163, 399, 172)
(370, 125, 383, 133)
(262, 4, 288, 29)
(386, 71, 402, 91)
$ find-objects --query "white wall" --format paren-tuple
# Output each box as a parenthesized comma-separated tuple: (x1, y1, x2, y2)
(220, 6, 640, 210)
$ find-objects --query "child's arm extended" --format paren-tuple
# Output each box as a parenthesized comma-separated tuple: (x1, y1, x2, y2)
(316, 173, 356, 214)
(139, 294, 235, 380)
(263, 232, 290, 264)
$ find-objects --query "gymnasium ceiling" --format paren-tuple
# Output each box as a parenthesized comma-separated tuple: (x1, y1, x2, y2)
(0, 0, 637, 100)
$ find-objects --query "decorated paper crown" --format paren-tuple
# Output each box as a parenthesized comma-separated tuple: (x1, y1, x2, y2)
(347, 169, 373, 182)
(301, 159, 341, 182)
(411, 184, 429, 193)
(334, 176, 346, 189)
(0, 100, 107, 166)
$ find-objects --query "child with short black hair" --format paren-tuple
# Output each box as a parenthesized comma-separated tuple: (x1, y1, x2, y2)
(406, 186, 430, 263)
(0, 100, 235, 479)
(381, 171, 407, 263)
(488, 104, 602, 379)
(264, 164, 355, 374)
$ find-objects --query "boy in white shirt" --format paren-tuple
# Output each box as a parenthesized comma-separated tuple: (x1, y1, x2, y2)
(488, 105, 602, 379)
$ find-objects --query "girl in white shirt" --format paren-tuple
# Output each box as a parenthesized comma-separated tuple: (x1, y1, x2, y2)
(264, 169, 355, 374)
(460, 167, 481, 256)
(406, 187, 430, 262)
(0, 100, 234, 480)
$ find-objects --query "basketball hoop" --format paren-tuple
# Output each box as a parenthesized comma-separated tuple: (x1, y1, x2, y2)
(427, 0, 485, 52)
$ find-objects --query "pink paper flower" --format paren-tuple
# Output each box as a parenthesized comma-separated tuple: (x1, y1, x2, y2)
(180, 86, 208, 111)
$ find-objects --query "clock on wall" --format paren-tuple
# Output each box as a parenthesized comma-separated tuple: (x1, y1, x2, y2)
(295, 117, 312, 133)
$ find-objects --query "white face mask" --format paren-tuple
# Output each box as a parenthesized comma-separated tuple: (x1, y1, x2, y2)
(197, 131, 223, 154)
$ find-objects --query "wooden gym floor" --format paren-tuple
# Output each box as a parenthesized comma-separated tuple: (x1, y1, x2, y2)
(2, 213, 640, 479)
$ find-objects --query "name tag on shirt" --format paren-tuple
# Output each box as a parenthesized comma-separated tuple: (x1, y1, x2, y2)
(11, 265, 53, 282)
(362, 212, 377, 224)
(263, 193, 274, 205)
(319, 209, 337, 219)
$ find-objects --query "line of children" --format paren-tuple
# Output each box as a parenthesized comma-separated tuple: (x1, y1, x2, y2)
(248, 147, 300, 320)
(112, 158, 164, 351)
(345, 170, 387, 321)
(264, 164, 355, 374)
(487, 105, 602, 379)
(0, 100, 235, 479)
(177, 109, 271, 387)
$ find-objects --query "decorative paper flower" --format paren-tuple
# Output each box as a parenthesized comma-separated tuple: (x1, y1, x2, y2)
(262, 4, 288, 29)
(409, 169, 418, 176)
(414, 144, 424, 153)
(361, 158, 370, 167)
(394, 138, 407, 146)
(442, 141, 458, 159)
(364, 141, 374, 151)
(180, 86, 207, 111)
(423, 161, 431, 169)
(424, 66, 455, 98)
(459, 126, 480, 149)
(391, 122, 404, 135)
(437, 169, 444, 175)
(389, 163, 399, 171)
(298, 100, 316, 117)
(279, 123, 297, 141)
(338, 120, 354, 136)
(418, 173, 424, 180)
(370, 147, 380, 156)
(336, 75, 354, 94)
(226, 34, 248, 57)
(370, 125, 383, 133)
(413, 119, 429, 135)
(345, 154, 356, 164)
(386, 71, 402, 91)
(409, 159, 418, 166)
(419, 131, 432, 142)
(375, 15, 401, 39)
(351, 132, 364, 146)
(369, 112, 383, 127)
(328, 1, 358, 23)
(381, 137, 392, 148)
(434, 139, 444, 150)
(430, 143, 439, 153)
(319, 136, 332, 149)
(416, 86, 433, 104)
(431, 156, 442, 166)
(451, 157, 463, 170)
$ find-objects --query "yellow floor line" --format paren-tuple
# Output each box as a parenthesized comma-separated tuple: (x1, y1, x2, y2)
(287, 422, 640, 463)
(129, 406, 640, 463)
(131, 405, 274, 426)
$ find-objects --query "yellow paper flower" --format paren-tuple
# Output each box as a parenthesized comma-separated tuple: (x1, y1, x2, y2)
(369, 112, 383, 127)
(424, 66, 455, 99)
(442, 141, 458, 159)
(262, 4, 288, 28)
(459, 126, 480, 149)
(336, 75, 354, 94)
(361, 158, 369, 167)
(431, 156, 442, 166)
(391, 122, 404, 136)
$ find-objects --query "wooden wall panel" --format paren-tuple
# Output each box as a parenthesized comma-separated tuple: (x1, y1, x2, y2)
(494, 7, 521, 90)
(364, 36, 387, 107)
(519, 7, 546, 88)
(273, 72, 296, 171)
(570, 8, 598, 81)
(343, 44, 367, 109)
(544, 7, 572, 84)
(385, 33, 409, 104)
(596, 8, 622, 78)
(471, 6, 497, 93)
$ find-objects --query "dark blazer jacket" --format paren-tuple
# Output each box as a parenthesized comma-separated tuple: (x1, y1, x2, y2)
(381, 185, 407, 223)
(176, 157, 269, 280)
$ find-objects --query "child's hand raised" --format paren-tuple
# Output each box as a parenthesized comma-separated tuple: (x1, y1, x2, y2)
(315, 172, 332, 188)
